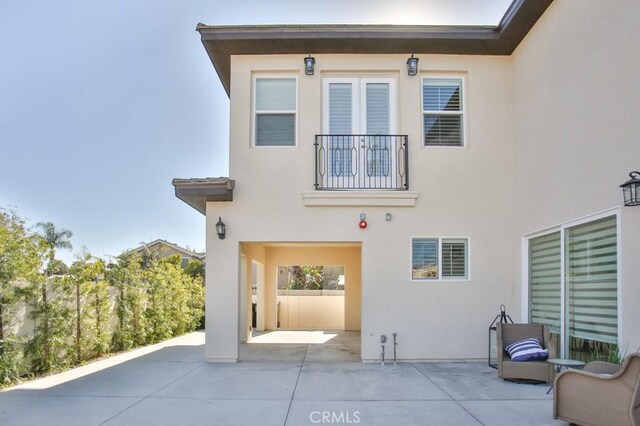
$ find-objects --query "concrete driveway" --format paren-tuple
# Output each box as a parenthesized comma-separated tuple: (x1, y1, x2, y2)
(0, 331, 567, 426)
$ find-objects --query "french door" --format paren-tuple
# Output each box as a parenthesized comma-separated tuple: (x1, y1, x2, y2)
(322, 78, 396, 189)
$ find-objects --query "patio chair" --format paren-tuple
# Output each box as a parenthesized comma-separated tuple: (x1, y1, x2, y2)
(583, 360, 623, 375)
(496, 323, 555, 383)
(553, 352, 640, 426)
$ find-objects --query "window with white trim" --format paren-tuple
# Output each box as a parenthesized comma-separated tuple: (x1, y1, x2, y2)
(254, 77, 296, 146)
(527, 213, 618, 358)
(412, 237, 469, 280)
(422, 77, 464, 147)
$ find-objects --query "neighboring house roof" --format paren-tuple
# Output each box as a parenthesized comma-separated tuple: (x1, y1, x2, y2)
(196, 0, 553, 95)
(130, 239, 205, 261)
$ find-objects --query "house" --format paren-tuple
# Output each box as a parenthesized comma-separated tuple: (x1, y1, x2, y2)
(129, 239, 204, 268)
(173, 0, 640, 363)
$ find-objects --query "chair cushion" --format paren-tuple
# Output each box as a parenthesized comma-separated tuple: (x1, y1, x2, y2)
(505, 338, 549, 361)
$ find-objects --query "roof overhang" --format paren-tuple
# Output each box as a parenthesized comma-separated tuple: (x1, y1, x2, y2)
(172, 177, 235, 214)
(197, 0, 553, 95)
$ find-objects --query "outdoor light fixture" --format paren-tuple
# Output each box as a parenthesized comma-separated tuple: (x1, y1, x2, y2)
(215, 217, 226, 239)
(621, 171, 640, 206)
(406, 54, 419, 76)
(488, 305, 513, 369)
(304, 54, 316, 76)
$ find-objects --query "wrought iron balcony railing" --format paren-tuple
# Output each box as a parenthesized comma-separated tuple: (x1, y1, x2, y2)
(314, 134, 408, 190)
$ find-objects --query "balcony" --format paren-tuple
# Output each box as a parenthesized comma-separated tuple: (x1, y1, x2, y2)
(314, 135, 408, 190)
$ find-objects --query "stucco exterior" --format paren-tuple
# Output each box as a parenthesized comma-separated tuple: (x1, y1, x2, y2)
(511, 0, 640, 351)
(207, 52, 517, 362)
(191, 0, 640, 362)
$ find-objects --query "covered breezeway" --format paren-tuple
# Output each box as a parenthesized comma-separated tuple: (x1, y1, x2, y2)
(238, 242, 361, 359)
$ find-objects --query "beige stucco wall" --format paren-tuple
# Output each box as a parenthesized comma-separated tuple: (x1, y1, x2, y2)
(205, 213, 240, 362)
(512, 0, 640, 350)
(205, 51, 517, 362)
(278, 292, 345, 330)
(238, 242, 267, 342)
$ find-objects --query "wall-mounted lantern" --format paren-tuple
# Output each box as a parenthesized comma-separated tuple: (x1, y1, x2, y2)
(215, 217, 226, 239)
(620, 172, 640, 206)
(621, 171, 640, 206)
(406, 54, 419, 76)
(304, 54, 316, 76)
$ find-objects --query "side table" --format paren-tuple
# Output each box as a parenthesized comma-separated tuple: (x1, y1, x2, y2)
(546, 358, 586, 394)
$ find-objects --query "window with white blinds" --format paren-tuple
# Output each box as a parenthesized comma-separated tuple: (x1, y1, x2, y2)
(441, 239, 468, 279)
(529, 231, 561, 334)
(328, 83, 352, 134)
(527, 214, 618, 352)
(566, 216, 618, 344)
(365, 83, 391, 177)
(411, 237, 469, 280)
(366, 83, 390, 134)
(422, 78, 464, 147)
(254, 77, 296, 146)
(328, 83, 353, 176)
(412, 238, 438, 280)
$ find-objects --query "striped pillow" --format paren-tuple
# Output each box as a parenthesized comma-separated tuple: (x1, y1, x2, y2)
(505, 338, 549, 362)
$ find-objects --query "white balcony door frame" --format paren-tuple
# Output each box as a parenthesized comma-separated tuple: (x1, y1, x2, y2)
(322, 77, 397, 189)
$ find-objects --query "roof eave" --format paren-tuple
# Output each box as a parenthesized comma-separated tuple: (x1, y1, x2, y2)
(196, 0, 553, 96)
(172, 178, 235, 215)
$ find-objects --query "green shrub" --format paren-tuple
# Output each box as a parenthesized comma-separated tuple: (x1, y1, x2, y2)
(0, 335, 26, 385)
(26, 276, 74, 374)
(109, 253, 147, 351)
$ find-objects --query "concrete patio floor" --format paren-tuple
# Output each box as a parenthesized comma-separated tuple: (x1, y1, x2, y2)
(0, 331, 568, 426)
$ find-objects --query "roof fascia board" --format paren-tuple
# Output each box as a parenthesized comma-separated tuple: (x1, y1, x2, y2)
(197, 0, 553, 95)
(172, 178, 235, 214)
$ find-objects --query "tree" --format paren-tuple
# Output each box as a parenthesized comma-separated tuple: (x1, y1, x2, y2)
(36, 222, 73, 268)
(0, 208, 44, 383)
(26, 274, 73, 373)
(145, 255, 203, 341)
(287, 266, 324, 290)
(46, 259, 69, 276)
(184, 259, 205, 281)
(109, 252, 146, 350)
(34, 222, 73, 366)
(69, 249, 110, 361)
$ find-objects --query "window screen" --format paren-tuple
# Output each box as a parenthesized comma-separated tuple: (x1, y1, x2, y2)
(423, 78, 463, 146)
(255, 78, 296, 146)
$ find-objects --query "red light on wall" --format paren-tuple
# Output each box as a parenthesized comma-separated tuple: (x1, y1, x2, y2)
(359, 213, 367, 229)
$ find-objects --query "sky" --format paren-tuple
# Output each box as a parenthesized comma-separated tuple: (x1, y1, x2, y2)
(0, 0, 511, 265)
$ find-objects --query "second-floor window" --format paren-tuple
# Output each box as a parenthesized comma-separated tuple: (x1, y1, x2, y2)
(422, 77, 465, 147)
(254, 77, 296, 147)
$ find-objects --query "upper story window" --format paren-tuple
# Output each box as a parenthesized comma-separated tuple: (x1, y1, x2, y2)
(422, 77, 465, 147)
(411, 237, 469, 281)
(254, 77, 297, 147)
